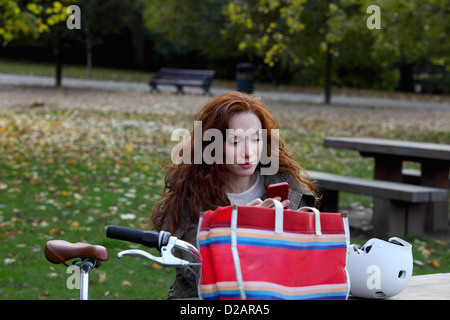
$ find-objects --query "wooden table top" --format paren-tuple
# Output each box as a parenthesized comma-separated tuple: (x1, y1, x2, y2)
(388, 273, 450, 300)
(324, 137, 450, 161)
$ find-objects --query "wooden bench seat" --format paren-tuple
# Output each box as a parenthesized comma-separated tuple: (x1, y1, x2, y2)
(149, 68, 215, 95)
(308, 170, 448, 238)
(402, 168, 450, 185)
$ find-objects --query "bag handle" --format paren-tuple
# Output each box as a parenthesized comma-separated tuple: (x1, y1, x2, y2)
(258, 198, 284, 234)
(298, 206, 322, 236)
(231, 205, 246, 299)
(255, 201, 322, 235)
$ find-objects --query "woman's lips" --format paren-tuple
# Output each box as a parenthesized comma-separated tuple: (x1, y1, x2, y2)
(239, 162, 254, 169)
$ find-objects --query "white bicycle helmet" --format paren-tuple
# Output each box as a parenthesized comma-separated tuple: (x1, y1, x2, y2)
(347, 237, 413, 299)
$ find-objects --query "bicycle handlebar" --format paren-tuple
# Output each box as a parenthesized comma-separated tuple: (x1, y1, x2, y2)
(106, 225, 170, 251)
(106, 225, 201, 267)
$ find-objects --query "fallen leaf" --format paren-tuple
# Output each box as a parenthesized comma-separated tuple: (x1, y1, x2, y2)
(6, 230, 22, 236)
(122, 280, 131, 286)
(48, 227, 63, 235)
(413, 259, 424, 266)
(70, 221, 80, 230)
(124, 144, 133, 153)
(427, 260, 440, 268)
(119, 213, 136, 220)
(152, 262, 162, 269)
(40, 220, 49, 228)
(98, 272, 107, 284)
(30, 245, 41, 252)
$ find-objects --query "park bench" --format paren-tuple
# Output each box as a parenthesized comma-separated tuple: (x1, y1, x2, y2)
(149, 68, 215, 95)
(323, 137, 450, 233)
(308, 170, 448, 238)
(402, 168, 450, 185)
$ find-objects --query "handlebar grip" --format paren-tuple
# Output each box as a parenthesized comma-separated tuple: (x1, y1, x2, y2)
(106, 225, 162, 250)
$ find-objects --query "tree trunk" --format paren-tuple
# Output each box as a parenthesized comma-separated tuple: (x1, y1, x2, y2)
(397, 62, 415, 92)
(130, 10, 145, 69)
(85, 25, 93, 78)
(324, 44, 332, 104)
(55, 30, 63, 87)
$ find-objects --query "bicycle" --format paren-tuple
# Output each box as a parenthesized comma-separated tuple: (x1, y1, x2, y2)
(44, 226, 201, 300)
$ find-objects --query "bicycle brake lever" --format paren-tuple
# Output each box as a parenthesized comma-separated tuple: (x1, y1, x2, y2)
(117, 236, 200, 267)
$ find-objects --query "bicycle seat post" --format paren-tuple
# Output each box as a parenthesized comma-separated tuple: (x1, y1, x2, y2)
(75, 259, 96, 300)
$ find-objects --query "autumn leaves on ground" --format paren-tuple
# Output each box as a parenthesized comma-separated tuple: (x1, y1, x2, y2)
(1, 85, 449, 299)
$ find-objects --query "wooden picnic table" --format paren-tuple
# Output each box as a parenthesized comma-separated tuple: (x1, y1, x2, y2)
(323, 137, 450, 232)
(388, 273, 450, 300)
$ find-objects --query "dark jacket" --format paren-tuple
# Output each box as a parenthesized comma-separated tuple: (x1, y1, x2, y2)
(164, 171, 316, 299)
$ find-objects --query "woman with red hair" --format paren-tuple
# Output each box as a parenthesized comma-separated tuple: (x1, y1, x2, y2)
(151, 91, 318, 299)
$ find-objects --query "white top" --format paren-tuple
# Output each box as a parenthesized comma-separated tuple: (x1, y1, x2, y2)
(226, 171, 265, 206)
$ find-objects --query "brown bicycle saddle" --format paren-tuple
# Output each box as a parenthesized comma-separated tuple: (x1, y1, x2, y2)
(45, 240, 109, 267)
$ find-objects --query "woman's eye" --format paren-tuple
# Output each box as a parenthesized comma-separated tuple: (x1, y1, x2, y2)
(252, 134, 261, 142)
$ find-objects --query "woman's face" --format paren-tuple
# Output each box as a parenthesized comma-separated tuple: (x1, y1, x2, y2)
(225, 112, 263, 178)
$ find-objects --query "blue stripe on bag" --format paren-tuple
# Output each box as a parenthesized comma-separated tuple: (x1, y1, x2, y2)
(244, 291, 348, 300)
(202, 290, 348, 300)
(199, 236, 346, 250)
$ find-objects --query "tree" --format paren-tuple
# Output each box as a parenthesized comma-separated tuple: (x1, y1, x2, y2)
(224, 0, 450, 97)
(143, 0, 237, 64)
(0, 1, 72, 86)
(0, 0, 69, 45)
(77, 0, 145, 77)
(344, 0, 449, 92)
(1, 1, 145, 83)
(223, 0, 345, 103)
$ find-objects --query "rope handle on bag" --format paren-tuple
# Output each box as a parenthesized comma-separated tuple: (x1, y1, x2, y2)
(298, 206, 322, 236)
(257, 198, 284, 234)
(256, 200, 322, 235)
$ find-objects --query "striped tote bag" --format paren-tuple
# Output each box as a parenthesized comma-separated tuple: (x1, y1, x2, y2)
(197, 199, 350, 300)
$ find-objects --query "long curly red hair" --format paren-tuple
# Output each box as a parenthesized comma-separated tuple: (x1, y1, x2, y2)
(150, 91, 317, 233)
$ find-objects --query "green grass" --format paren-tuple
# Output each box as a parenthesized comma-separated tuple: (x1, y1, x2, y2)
(0, 59, 151, 82)
(0, 108, 178, 299)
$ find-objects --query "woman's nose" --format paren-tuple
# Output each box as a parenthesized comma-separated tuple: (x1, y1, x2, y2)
(242, 139, 253, 158)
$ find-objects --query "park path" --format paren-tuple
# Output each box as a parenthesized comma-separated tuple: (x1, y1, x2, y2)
(1, 72, 449, 111)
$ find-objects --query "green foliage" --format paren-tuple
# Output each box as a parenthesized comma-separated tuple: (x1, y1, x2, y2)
(0, 0, 72, 45)
(1, 0, 449, 91)
(143, 0, 236, 59)
(223, 0, 310, 68)
(222, 0, 449, 89)
(369, 0, 448, 67)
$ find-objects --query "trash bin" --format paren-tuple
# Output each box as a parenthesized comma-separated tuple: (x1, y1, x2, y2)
(236, 63, 254, 93)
